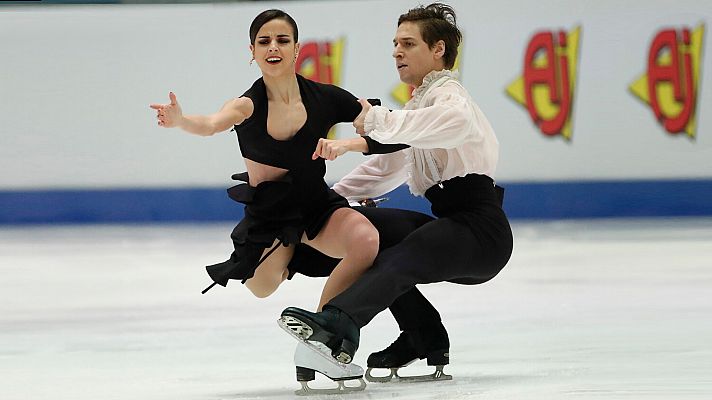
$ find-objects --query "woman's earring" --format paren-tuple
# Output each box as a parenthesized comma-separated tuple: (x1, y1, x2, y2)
(249, 57, 254, 66)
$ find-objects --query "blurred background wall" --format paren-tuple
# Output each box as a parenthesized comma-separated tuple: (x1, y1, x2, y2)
(1, 0, 711, 223)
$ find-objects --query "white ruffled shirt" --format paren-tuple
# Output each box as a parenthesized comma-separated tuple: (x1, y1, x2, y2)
(333, 69, 499, 200)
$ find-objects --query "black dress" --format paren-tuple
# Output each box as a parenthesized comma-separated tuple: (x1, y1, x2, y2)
(204, 75, 364, 290)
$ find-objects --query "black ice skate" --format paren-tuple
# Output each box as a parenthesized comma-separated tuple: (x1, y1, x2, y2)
(292, 342, 366, 395)
(365, 324, 452, 383)
(278, 306, 360, 364)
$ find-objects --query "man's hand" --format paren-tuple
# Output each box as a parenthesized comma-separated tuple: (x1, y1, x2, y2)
(353, 98, 373, 135)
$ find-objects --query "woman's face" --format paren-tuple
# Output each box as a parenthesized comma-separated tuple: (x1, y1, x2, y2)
(250, 18, 299, 78)
(392, 21, 444, 87)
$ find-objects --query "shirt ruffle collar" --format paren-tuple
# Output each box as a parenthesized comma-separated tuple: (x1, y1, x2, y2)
(408, 69, 459, 106)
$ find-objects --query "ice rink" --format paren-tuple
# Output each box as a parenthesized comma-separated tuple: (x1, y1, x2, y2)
(1, 217, 711, 399)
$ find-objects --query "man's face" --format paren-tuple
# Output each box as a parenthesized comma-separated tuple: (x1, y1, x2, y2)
(392, 21, 443, 87)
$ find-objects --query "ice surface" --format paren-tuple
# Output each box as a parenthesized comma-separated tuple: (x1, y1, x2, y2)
(1, 218, 711, 399)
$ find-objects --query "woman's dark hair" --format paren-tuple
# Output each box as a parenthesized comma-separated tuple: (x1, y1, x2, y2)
(249, 9, 299, 45)
(398, 3, 461, 69)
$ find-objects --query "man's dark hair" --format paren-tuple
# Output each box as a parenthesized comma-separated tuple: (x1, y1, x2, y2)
(398, 3, 461, 69)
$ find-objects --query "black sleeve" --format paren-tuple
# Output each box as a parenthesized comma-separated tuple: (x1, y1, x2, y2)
(240, 78, 262, 103)
(324, 84, 362, 124)
(236, 78, 263, 126)
(363, 136, 410, 155)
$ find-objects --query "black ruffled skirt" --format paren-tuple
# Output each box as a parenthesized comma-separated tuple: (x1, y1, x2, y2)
(203, 172, 348, 292)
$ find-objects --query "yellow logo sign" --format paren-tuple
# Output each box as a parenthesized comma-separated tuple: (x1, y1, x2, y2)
(629, 25, 704, 138)
(506, 27, 581, 141)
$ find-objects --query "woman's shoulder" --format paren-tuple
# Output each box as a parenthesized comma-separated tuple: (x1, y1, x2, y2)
(240, 77, 266, 102)
(297, 74, 353, 98)
(231, 96, 254, 113)
(231, 79, 263, 125)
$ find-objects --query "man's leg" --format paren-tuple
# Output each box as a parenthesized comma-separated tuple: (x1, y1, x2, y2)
(281, 217, 501, 362)
(327, 217, 498, 327)
(353, 208, 446, 336)
(388, 287, 442, 331)
(367, 287, 450, 374)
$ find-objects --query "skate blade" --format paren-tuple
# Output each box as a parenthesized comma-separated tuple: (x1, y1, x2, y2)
(295, 378, 366, 396)
(365, 359, 417, 382)
(365, 367, 396, 382)
(366, 365, 452, 383)
(278, 316, 352, 364)
(280, 315, 314, 340)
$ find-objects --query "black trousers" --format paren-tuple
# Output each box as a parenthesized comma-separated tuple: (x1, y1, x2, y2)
(287, 206, 444, 330)
(328, 174, 514, 328)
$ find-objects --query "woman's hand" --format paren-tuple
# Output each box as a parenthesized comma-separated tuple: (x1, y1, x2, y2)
(353, 98, 373, 135)
(150, 92, 183, 128)
(312, 137, 368, 160)
(313, 138, 350, 161)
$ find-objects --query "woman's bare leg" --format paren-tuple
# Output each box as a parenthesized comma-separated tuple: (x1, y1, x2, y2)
(304, 207, 379, 310)
(244, 240, 295, 298)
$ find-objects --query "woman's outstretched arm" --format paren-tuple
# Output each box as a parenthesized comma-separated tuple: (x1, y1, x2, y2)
(150, 92, 254, 136)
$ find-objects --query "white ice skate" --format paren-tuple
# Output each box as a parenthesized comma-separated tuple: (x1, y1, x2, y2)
(293, 342, 366, 395)
(278, 313, 354, 364)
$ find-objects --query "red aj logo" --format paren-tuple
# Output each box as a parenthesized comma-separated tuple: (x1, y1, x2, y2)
(630, 25, 704, 138)
(296, 38, 345, 137)
(296, 38, 344, 86)
(506, 27, 580, 141)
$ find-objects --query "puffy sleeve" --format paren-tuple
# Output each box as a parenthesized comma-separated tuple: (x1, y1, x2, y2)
(364, 83, 478, 149)
(332, 152, 408, 201)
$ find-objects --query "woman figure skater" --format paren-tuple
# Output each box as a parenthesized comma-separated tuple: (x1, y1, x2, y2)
(150, 9, 381, 310)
